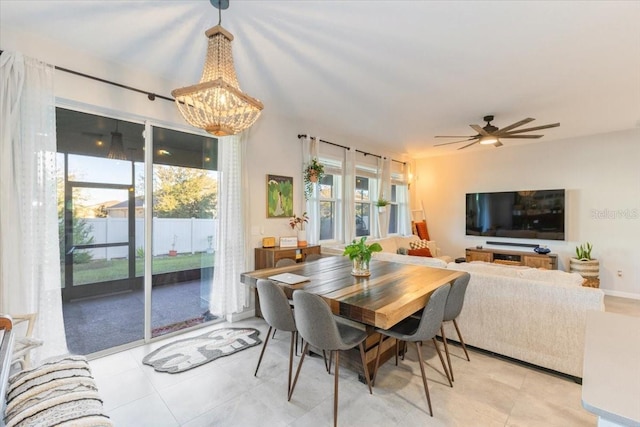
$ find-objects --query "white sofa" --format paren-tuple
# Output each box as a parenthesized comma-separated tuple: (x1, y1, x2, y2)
(322, 235, 453, 268)
(443, 261, 604, 379)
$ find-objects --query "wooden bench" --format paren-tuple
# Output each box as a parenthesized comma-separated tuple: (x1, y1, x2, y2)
(1, 315, 113, 427)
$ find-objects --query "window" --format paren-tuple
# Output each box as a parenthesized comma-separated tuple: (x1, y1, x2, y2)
(388, 184, 399, 234)
(355, 175, 372, 237)
(318, 159, 342, 241)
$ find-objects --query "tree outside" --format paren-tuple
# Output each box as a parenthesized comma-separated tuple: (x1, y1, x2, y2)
(153, 166, 218, 219)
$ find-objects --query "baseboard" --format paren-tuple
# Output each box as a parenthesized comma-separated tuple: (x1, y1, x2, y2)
(602, 289, 640, 300)
(227, 309, 255, 322)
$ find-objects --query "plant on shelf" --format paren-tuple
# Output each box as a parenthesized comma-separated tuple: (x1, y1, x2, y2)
(570, 242, 599, 286)
(303, 158, 325, 200)
(343, 236, 382, 276)
(575, 242, 593, 260)
(290, 212, 309, 247)
(289, 212, 309, 231)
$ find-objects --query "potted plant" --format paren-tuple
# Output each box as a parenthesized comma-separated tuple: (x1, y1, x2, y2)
(169, 234, 178, 256)
(303, 158, 325, 200)
(290, 212, 309, 247)
(570, 242, 599, 285)
(343, 236, 382, 276)
(376, 198, 389, 212)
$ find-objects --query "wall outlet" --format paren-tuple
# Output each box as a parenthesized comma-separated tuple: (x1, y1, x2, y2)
(617, 270, 623, 277)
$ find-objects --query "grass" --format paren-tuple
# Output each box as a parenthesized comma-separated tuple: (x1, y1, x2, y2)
(71, 252, 215, 285)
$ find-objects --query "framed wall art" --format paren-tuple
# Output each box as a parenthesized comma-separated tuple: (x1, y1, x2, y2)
(267, 174, 293, 218)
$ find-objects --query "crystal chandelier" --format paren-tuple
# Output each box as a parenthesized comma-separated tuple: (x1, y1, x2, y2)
(171, 0, 263, 136)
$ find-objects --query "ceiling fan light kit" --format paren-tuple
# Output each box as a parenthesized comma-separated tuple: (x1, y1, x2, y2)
(435, 114, 560, 150)
(171, 0, 264, 136)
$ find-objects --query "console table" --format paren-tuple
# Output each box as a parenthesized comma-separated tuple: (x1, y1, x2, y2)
(466, 247, 558, 270)
(255, 245, 321, 269)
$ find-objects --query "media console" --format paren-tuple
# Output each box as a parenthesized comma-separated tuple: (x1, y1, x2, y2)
(466, 247, 558, 270)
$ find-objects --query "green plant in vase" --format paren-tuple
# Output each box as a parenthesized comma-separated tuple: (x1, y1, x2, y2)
(343, 236, 382, 276)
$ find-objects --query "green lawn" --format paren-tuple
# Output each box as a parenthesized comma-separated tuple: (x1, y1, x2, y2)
(71, 252, 215, 285)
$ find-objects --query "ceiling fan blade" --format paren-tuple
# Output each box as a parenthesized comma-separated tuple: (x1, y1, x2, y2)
(500, 123, 560, 135)
(434, 138, 476, 147)
(470, 124, 490, 136)
(493, 140, 503, 147)
(499, 135, 544, 139)
(495, 118, 535, 133)
(434, 135, 475, 138)
(458, 140, 479, 150)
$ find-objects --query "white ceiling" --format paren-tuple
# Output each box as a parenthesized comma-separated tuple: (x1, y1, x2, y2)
(2, 0, 639, 158)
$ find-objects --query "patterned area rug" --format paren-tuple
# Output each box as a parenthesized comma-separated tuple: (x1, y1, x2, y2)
(142, 327, 261, 374)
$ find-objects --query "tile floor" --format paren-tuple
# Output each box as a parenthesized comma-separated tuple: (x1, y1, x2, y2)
(89, 296, 640, 426)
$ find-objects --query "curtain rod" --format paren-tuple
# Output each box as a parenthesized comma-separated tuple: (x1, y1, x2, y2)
(297, 134, 405, 165)
(0, 49, 174, 102)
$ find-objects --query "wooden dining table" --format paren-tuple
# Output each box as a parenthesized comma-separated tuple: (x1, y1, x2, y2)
(241, 255, 464, 375)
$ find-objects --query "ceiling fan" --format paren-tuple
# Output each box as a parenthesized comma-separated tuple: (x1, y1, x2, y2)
(434, 115, 560, 150)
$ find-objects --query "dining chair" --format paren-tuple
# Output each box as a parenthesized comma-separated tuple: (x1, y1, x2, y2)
(440, 272, 471, 382)
(254, 279, 298, 396)
(304, 253, 323, 262)
(372, 284, 451, 417)
(289, 290, 373, 427)
(275, 258, 297, 267)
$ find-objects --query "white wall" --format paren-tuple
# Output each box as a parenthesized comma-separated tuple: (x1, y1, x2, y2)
(413, 129, 640, 298)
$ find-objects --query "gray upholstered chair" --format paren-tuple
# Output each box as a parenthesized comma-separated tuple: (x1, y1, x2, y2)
(440, 272, 471, 382)
(289, 290, 372, 427)
(275, 258, 297, 267)
(254, 279, 298, 396)
(372, 284, 452, 417)
(304, 253, 323, 262)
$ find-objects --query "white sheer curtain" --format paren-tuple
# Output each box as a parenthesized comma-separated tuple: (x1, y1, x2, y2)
(302, 136, 320, 244)
(376, 157, 392, 238)
(210, 133, 250, 318)
(343, 147, 357, 243)
(0, 52, 68, 362)
(398, 163, 412, 235)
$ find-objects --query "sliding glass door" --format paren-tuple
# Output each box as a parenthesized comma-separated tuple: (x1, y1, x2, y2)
(57, 107, 220, 354)
(149, 127, 218, 337)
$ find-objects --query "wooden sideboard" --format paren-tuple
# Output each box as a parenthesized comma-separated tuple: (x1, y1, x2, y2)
(254, 245, 321, 269)
(466, 247, 558, 270)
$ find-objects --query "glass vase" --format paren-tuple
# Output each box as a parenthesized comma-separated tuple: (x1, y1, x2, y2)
(351, 257, 370, 277)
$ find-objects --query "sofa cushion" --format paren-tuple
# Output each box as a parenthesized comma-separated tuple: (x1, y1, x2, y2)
(375, 238, 398, 254)
(407, 247, 433, 257)
(447, 261, 527, 278)
(373, 251, 448, 268)
(516, 268, 584, 286)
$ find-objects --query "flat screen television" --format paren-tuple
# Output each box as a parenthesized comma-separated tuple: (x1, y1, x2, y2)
(465, 189, 565, 241)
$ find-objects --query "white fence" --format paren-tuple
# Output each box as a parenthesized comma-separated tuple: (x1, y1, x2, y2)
(81, 218, 218, 260)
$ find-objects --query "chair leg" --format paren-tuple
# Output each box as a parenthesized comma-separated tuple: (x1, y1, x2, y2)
(333, 350, 339, 427)
(254, 325, 272, 377)
(415, 341, 434, 417)
(453, 319, 471, 361)
(289, 342, 309, 401)
(394, 339, 399, 366)
(432, 338, 452, 387)
(441, 325, 454, 382)
(324, 350, 331, 373)
(288, 331, 295, 396)
(358, 342, 373, 394)
(372, 334, 384, 387)
(273, 329, 277, 339)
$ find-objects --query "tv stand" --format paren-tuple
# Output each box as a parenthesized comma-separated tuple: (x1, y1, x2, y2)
(466, 247, 557, 270)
